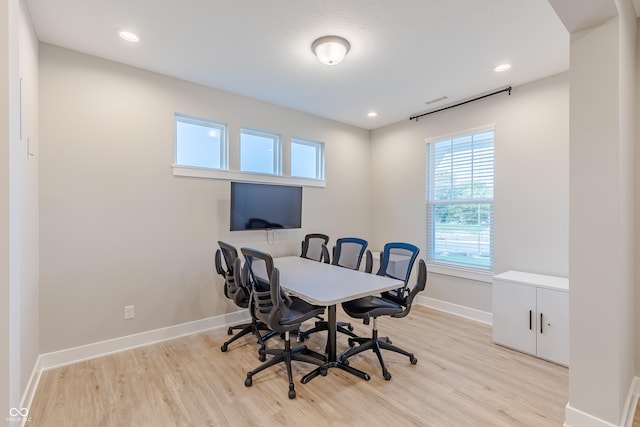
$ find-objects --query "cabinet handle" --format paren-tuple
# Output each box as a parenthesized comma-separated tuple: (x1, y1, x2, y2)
(529, 310, 532, 330)
(540, 313, 543, 334)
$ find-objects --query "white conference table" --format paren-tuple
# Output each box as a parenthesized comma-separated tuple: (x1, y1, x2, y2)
(273, 256, 403, 383)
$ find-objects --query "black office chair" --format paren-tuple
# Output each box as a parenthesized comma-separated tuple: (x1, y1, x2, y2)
(300, 233, 330, 263)
(374, 242, 420, 304)
(339, 259, 427, 380)
(299, 237, 369, 342)
(215, 241, 274, 354)
(241, 247, 326, 399)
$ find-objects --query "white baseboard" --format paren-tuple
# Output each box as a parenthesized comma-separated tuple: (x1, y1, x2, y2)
(623, 376, 640, 427)
(416, 295, 493, 325)
(564, 376, 640, 427)
(19, 309, 251, 417)
(19, 354, 43, 427)
(565, 404, 621, 427)
(39, 310, 251, 370)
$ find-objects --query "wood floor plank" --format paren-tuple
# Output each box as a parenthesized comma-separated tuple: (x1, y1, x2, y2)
(28, 306, 568, 426)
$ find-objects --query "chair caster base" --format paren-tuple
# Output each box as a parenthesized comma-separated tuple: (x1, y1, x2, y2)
(227, 327, 233, 335)
(410, 355, 417, 365)
(383, 370, 392, 381)
(220, 343, 228, 352)
(288, 385, 296, 399)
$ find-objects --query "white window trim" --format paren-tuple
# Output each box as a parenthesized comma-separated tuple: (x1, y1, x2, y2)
(425, 124, 495, 279)
(174, 113, 228, 169)
(291, 137, 325, 180)
(240, 127, 282, 175)
(424, 123, 496, 145)
(172, 165, 326, 187)
(426, 261, 493, 283)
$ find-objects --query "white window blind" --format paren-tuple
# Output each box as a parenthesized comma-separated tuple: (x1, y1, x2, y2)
(426, 129, 494, 270)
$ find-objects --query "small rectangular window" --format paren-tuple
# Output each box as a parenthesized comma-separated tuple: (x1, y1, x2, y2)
(426, 128, 494, 270)
(175, 114, 227, 169)
(240, 128, 281, 175)
(291, 138, 325, 180)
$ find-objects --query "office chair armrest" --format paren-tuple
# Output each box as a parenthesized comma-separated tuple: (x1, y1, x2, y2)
(364, 249, 373, 273)
(321, 244, 330, 263)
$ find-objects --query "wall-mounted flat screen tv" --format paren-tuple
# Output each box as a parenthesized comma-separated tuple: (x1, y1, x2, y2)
(230, 182, 303, 231)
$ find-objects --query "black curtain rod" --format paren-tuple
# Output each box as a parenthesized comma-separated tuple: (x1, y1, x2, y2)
(409, 86, 512, 121)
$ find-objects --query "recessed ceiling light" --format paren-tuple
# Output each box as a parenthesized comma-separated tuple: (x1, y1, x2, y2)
(367, 111, 378, 118)
(118, 30, 140, 43)
(494, 63, 512, 72)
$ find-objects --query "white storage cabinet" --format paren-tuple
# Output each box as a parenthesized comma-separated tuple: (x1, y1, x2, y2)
(492, 271, 568, 366)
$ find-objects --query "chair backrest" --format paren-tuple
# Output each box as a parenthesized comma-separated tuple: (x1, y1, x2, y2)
(392, 259, 427, 319)
(240, 247, 275, 293)
(300, 233, 330, 263)
(257, 268, 298, 332)
(376, 242, 420, 284)
(232, 256, 257, 316)
(376, 242, 420, 302)
(216, 241, 240, 298)
(240, 247, 295, 332)
(332, 237, 368, 270)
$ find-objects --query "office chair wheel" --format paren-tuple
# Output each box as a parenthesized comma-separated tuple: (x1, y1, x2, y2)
(227, 327, 233, 335)
(347, 338, 355, 348)
(320, 367, 328, 376)
(258, 347, 267, 362)
(288, 385, 296, 399)
(244, 374, 253, 387)
(383, 370, 392, 381)
(410, 355, 417, 364)
(220, 343, 228, 352)
(347, 324, 354, 331)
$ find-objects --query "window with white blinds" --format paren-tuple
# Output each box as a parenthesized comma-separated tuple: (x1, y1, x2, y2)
(426, 128, 494, 270)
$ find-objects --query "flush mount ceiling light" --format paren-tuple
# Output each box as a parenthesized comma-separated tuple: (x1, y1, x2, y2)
(367, 111, 378, 118)
(311, 35, 350, 66)
(118, 30, 140, 42)
(494, 63, 512, 72)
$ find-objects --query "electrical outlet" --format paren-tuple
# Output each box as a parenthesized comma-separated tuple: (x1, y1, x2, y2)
(124, 305, 134, 320)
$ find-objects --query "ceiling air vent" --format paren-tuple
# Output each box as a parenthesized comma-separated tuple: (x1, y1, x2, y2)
(425, 95, 449, 105)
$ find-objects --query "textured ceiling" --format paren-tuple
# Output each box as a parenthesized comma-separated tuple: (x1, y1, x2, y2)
(25, 0, 570, 130)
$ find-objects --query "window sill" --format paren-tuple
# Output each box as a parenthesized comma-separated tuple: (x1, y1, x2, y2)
(426, 262, 493, 283)
(172, 165, 326, 188)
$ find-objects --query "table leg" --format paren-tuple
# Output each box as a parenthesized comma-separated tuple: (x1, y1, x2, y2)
(300, 304, 370, 384)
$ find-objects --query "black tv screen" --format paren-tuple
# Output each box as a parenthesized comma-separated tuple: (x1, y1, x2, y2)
(230, 182, 303, 231)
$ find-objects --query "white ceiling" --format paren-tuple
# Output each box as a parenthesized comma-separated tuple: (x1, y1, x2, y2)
(24, 0, 569, 130)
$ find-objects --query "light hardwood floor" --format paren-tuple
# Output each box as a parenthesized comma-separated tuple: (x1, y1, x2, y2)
(29, 306, 568, 426)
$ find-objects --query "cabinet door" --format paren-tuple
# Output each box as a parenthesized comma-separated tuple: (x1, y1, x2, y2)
(492, 281, 536, 355)
(536, 288, 569, 366)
